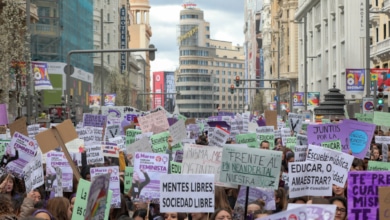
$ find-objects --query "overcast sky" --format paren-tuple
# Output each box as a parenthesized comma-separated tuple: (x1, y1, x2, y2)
(149, 0, 245, 73)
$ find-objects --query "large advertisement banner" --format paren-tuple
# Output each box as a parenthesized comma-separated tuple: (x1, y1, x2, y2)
(153, 72, 165, 109)
(370, 68, 390, 95)
(346, 69, 365, 92)
(32, 62, 53, 90)
(307, 92, 320, 106)
(293, 92, 304, 107)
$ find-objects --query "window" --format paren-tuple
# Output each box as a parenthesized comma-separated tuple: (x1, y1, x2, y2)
(206, 26, 210, 31)
(206, 35, 210, 39)
(107, 55, 110, 64)
(384, 24, 387, 39)
(38, 7, 50, 24)
(376, 28, 379, 42)
(107, 13, 110, 22)
(107, 33, 110, 44)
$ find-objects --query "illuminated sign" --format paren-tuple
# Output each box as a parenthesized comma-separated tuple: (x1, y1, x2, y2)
(182, 2, 196, 8)
(178, 26, 198, 42)
(120, 6, 126, 72)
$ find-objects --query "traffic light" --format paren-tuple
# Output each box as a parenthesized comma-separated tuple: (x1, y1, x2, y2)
(36, 91, 43, 113)
(377, 86, 384, 111)
(149, 44, 155, 61)
(61, 96, 66, 121)
(235, 76, 240, 87)
(230, 84, 235, 94)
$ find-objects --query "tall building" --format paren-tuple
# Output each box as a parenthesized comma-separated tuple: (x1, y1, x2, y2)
(261, 0, 273, 107)
(176, 3, 245, 118)
(129, 0, 153, 109)
(31, 0, 93, 73)
(295, 0, 364, 111)
(269, 0, 299, 113)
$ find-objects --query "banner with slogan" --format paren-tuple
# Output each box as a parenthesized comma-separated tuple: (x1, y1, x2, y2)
(159, 174, 215, 213)
(83, 113, 107, 127)
(90, 166, 121, 208)
(288, 113, 305, 134)
(235, 133, 258, 148)
(133, 152, 169, 203)
(355, 113, 374, 123)
(346, 69, 365, 92)
(293, 92, 304, 107)
(373, 112, 390, 127)
(27, 124, 40, 140)
(46, 151, 73, 192)
(294, 145, 308, 162)
(220, 145, 282, 189)
(6, 132, 39, 179)
(104, 94, 116, 106)
(348, 171, 390, 220)
(85, 145, 104, 165)
(76, 126, 103, 144)
(182, 144, 234, 187)
(138, 110, 170, 134)
(306, 144, 353, 187)
(233, 186, 276, 220)
(307, 123, 348, 152)
(256, 126, 274, 134)
(32, 62, 53, 90)
(367, 161, 390, 171)
(288, 161, 333, 198)
(263, 204, 336, 220)
(307, 92, 320, 106)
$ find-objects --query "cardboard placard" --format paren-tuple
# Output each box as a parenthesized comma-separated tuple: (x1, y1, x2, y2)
(0, 126, 6, 134)
(265, 110, 277, 129)
(35, 119, 81, 180)
(185, 118, 196, 126)
(379, 186, 390, 220)
(9, 117, 28, 137)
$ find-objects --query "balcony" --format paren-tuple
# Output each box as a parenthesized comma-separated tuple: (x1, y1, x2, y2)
(370, 11, 380, 27)
(384, 0, 390, 13)
(370, 38, 390, 62)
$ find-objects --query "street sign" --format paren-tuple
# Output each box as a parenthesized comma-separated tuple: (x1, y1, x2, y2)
(363, 97, 374, 113)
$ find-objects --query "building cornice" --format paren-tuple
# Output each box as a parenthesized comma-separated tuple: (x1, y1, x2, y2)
(294, 0, 320, 20)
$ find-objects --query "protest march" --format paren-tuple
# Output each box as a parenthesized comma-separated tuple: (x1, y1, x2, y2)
(1, 105, 390, 220)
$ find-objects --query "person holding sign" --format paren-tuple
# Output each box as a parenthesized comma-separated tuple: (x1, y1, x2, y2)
(0, 174, 19, 200)
(130, 169, 150, 201)
(162, 212, 187, 220)
(329, 197, 347, 220)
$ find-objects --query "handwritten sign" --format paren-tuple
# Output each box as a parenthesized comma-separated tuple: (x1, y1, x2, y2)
(208, 126, 230, 147)
(71, 179, 91, 219)
(125, 129, 142, 146)
(170, 161, 182, 174)
(138, 110, 169, 133)
(306, 144, 353, 187)
(85, 145, 104, 165)
(258, 133, 275, 149)
(286, 137, 297, 150)
(367, 161, 390, 171)
(83, 113, 107, 127)
(77, 126, 103, 143)
(288, 113, 305, 134)
(124, 167, 133, 194)
(159, 174, 215, 213)
(22, 153, 44, 193)
(348, 171, 390, 220)
(294, 145, 308, 162)
(169, 120, 187, 146)
(150, 131, 170, 153)
(374, 112, 390, 126)
(220, 145, 282, 189)
(346, 119, 376, 159)
(296, 134, 308, 146)
(288, 161, 333, 198)
(355, 113, 374, 123)
(235, 133, 258, 148)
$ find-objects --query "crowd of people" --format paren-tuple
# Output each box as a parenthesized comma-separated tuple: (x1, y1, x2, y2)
(0, 116, 388, 220)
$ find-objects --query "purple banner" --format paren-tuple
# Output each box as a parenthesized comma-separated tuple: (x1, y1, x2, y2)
(307, 122, 349, 152)
(346, 69, 365, 92)
(218, 111, 235, 117)
(344, 119, 375, 159)
(83, 113, 107, 127)
(348, 171, 390, 220)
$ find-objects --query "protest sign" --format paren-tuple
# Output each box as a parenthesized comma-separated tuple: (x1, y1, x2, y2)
(274, 129, 281, 139)
(208, 126, 230, 147)
(220, 145, 282, 189)
(294, 145, 308, 162)
(22, 152, 44, 193)
(126, 137, 153, 166)
(321, 140, 342, 151)
(174, 150, 183, 163)
(355, 113, 374, 123)
(65, 138, 84, 153)
(6, 132, 38, 178)
(169, 120, 187, 146)
(46, 151, 73, 192)
(348, 171, 390, 220)
(345, 119, 376, 159)
(288, 113, 305, 134)
(281, 128, 291, 146)
(281, 172, 289, 187)
(105, 123, 120, 140)
(374, 112, 390, 126)
(286, 137, 297, 150)
(90, 166, 120, 208)
(0, 103, 8, 125)
(0, 140, 10, 158)
(133, 152, 169, 203)
(0, 126, 6, 135)
(108, 136, 125, 151)
(159, 174, 214, 213)
(258, 133, 275, 149)
(102, 144, 119, 158)
(307, 122, 348, 150)
(379, 187, 390, 220)
(71, 179, 90, 219)
(288, 161, 333, 198)
(101, 106, 141, 120)
(383, 144, 389, 162)
(83, 113, 107, 127)
(135, 132, 153, 142)
(306, 144, 353, 187)
(235, 133, 258, 148)
(151, 131, 170, 153)
(27, 124, 40, 139)
(77, 126, 103, 144)
(264, 110, 277, 129)
(259, 204, 336, 220)
(85, 145, 104, 165)
(54, 167, 63, 197)
(256, 126, 275, 134)
(125, 129, 142, 146)
(170, 161, 182, 174)
(124, 167, 133, 194)
(367, 161, 390, 171)
(138, 110, 169, 133)
(9, 117, 28, 137)
(85, 173, 110, 220)
(182, 144, 233, 187)
(234, 186, 276, 219)
(296, 134, 308, 146)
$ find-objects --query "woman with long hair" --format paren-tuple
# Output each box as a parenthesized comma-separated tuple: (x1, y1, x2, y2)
(46, 197, 72, 220)
(214, 186, 232, 212)
(210, 208, 232, 220)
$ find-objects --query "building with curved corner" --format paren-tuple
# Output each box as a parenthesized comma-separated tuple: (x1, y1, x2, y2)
(176, 3, 245, 118)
